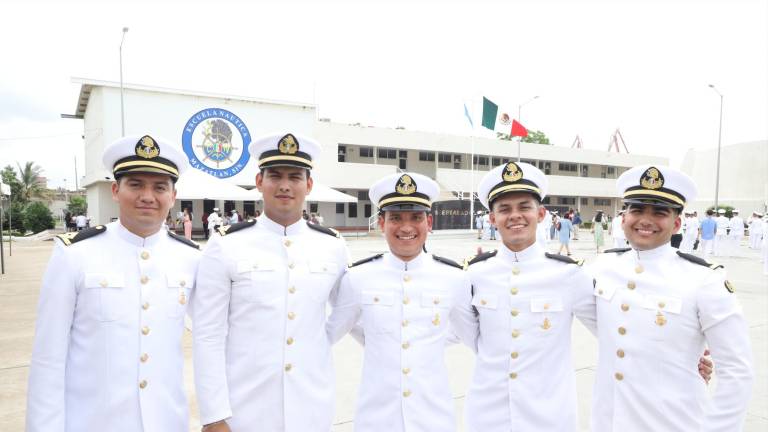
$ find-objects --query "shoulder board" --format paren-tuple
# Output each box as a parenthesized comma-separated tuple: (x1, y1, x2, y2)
(432, 254, 463, 270)
(307, 222, 340, 238)
(544, 252, 584, 266)
(218, 219, 256, 236)
(55, 225, 106, 246)
(167, 230, 200, 249)
(603, 247, 632, 254)
(466, 250, 498, 267)
(349, 253, 383, 268)
(676, 251, 724, 270)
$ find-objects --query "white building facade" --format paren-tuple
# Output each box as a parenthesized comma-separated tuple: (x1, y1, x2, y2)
(70, 79, 668, 233)
(680, 140, 768, 214)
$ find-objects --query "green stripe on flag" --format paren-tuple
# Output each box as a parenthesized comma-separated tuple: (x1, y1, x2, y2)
(482, 97, 498, 130)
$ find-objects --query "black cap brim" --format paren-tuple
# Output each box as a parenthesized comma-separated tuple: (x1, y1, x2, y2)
(380, 203, 431, 212)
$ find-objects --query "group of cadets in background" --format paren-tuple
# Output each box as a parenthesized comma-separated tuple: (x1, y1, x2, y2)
(25, 130, 757, 431)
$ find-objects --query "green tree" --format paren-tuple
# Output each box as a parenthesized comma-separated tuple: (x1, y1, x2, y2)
(1, 165, 24, 204)
(67, 195, 87, 216)
(22, 202, 55, 234)
(16, 161, 48, 202)
(707, 204, 735, 218)
(496, 130, 552, 145)
(1, 165, 26, 232)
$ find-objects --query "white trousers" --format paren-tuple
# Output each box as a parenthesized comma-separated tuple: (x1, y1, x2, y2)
(701, 239, 715, 255)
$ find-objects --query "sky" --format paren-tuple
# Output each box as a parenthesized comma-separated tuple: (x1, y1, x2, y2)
(0, 0, 766, 190)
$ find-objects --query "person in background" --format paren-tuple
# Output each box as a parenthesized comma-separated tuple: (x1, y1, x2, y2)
(572, 210, 582, 240)
(714, 209, 729, 256)
(475, 211, 484, 239)
(591, 210, 605, 253)
(557, 212, 573, 256)
(183, 207, 193, 240)
(207, 208, 222, 237)
(728, 209, 744, 255)
(229, 209, 240, 224)
(700, 209, 717, 256)
(609, 210, 627, 248)
(202, 210, 210, 240)
(748, 212, 763, 249)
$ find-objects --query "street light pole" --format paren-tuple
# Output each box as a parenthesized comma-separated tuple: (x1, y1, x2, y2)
(119, 27, 129, 137)
(517, 95, 539, 162)
(708, 84, 723, 209)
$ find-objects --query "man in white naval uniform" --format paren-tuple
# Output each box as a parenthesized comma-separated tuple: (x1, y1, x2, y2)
(728, 209, 745, 255)
(26, 135, 200, 432)
(591, 165, 753, 431)
(680, 210, 699, 253)
(714, 208, 729, 256)
(748, 212, 762, 249)
(193, 133, 348, 432)
(610, 209, 627, 249)
(326, 172, 476, 432)
(461, 162, 598, 431)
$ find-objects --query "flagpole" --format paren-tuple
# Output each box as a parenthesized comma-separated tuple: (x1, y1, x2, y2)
(467, 99, 476, 231)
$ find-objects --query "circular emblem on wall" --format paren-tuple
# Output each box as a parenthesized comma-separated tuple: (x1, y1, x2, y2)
(181, 108, 251, 178)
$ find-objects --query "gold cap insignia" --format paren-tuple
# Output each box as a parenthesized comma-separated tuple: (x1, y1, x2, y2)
(502, 162, 523, 182)
(278, 134, 299, 155)
(135, 135, 160, 159)
(395, 174, 417, 195)
(640, 167, 664, 190)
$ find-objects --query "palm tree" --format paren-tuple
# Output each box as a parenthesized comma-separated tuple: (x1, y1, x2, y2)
(16, 161, 47, 202)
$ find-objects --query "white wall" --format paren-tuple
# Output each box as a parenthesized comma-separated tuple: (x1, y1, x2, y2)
(681, 140, 768, 213)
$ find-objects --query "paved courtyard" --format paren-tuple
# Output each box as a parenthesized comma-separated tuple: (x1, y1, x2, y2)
(1, 229, 765, 431)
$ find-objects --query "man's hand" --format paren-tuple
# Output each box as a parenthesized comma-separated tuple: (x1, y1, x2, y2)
(202, 420, 231, 432)
(698, 349, 713, 384)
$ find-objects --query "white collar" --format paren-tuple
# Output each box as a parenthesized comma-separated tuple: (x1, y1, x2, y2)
(498, 241, 542, 263)
(258, 214, 307, 236)
(114, 220, 165, 248)
(383, 251, 427, 271)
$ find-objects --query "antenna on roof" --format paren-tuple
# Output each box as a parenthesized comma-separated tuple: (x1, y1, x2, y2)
(571, 135, 584, 149)
(607, 128, 629, 153)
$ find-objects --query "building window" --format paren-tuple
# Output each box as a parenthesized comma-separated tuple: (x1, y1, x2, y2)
(348, 203, 358, 218)
(492, 157, 501, 166)
(539, 161, 551, 174)
(607, 167, 616, 174)
(473, 155, 489, 166)
(357, 190, 368, 200)
(580, 198, 588, 205)
(338, 145, 346, 163)
(336, 203, 344, 214)
(364, 204, 372, 218)
(559, 197, 576, 205)
(419, 151, 435, 161)
(438, 152, 452, 163)
(453, 154, 462, 169)
(542, 197, 551, 204)
(377, 148, 397, 159)
(310, 203, 318, 213)
(558, 163, 577, 172)
(580, 165, 589, 177)
(360, 146, 374, 158)
(594, 198, 611, 206)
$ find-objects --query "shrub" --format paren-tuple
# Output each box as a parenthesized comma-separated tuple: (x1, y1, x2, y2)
(22, 202, 55, 234)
